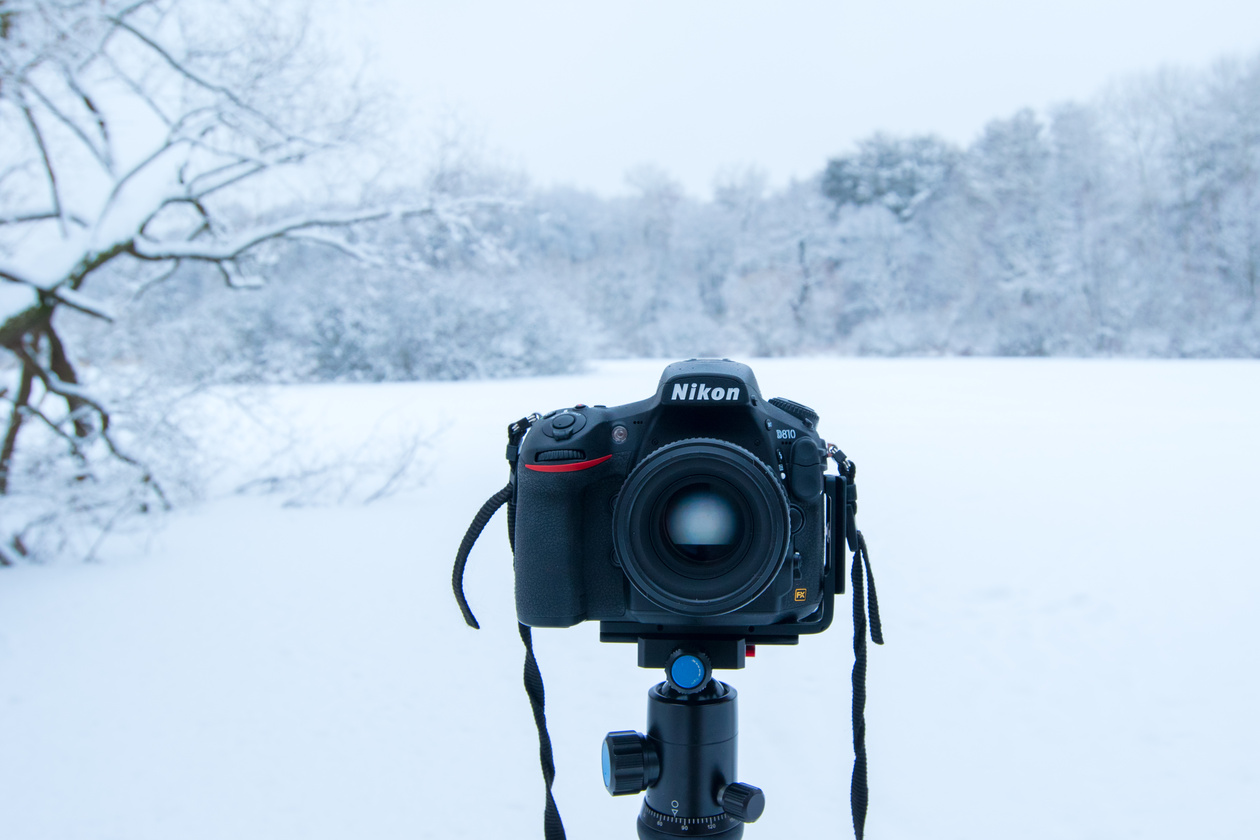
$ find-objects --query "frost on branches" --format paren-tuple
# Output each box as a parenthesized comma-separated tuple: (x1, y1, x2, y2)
(0, 0, 456, 561)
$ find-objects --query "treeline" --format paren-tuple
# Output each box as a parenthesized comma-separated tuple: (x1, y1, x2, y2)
(79, 52, 1260, 383)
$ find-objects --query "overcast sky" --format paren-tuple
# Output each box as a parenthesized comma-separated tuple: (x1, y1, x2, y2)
(333, 0, 1260, 198)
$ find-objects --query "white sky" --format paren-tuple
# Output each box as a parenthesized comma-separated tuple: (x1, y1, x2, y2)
(331, 0, 1260, 198)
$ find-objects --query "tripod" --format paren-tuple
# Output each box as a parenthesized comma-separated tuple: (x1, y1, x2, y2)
(602, 648, 765, 839)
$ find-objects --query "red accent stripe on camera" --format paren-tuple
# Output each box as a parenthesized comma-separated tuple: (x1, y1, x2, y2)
(525, 454, 614, 473)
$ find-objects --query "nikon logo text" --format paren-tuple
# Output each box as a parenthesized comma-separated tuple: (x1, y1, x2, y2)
(671, 382, 741, 402)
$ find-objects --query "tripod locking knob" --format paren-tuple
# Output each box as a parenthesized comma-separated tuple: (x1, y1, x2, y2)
(602, 731, 660, 796)
(718, 782, 766, 823)
(664, 649, 712, 695)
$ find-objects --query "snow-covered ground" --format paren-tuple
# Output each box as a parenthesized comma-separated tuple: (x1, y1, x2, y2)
(2, 358, 1257, 840)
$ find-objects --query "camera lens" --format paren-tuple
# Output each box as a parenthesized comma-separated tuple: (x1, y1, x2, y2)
(661, 484, 744, 564)
(613, 439, 790, 616)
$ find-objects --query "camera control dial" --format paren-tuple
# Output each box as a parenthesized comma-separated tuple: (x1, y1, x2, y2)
(768, 397, 819, 427)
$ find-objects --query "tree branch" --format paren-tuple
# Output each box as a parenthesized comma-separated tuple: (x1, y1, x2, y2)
(95, 46, 173, 127)
(0, 210, 89, 227)
(132, 204, 436, 262)
(95, 136, 184, 232)
(109, 14, 300, 145)
(13, 340, 110, 434)
(216, 261, 261, 289)
(184, 159, 267, 200)
(0, 357, 36, 496)
(11, 341, 170, 511)
(17, 95, 67, 237)
(18, 402, 91, 466)
(115, 1, 165, 23)
(50, 288, 115, 322)
(284, 230, 383, 265)
(25, 76, 112, 172)
(45, 320, 95, 437)
(65, 240, 133, 292)
(130, 258, 182, 300)
(179, 133, 323, 198)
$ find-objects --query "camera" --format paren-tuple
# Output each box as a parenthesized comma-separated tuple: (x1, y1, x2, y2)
(512, 359, 847, 651)
(455, 358, 881, 839)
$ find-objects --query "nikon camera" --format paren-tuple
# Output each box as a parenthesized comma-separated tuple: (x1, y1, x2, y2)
(512, 359, 846, 649)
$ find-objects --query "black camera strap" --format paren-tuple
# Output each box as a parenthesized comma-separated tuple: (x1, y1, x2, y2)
(452, 424, 883, 840)
(453, 416, 568, 840)
(831, 449, 885, 840)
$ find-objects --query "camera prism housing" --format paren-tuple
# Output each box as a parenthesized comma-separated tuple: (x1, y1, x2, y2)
(512, 359, 842, 647)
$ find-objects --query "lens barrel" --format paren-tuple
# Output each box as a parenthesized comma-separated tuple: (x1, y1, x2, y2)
(613, 439, 790, 616)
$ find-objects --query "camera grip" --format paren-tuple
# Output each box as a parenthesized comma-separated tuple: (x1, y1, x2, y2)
(513, 467, 589, 627)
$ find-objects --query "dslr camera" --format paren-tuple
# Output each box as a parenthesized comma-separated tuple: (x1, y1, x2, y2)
(512, 359, 849, 657)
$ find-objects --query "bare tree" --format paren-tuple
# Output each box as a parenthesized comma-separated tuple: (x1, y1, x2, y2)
(0, 0, 457, 560)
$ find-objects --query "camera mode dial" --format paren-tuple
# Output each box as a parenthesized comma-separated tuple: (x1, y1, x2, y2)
(542, 409, 587, 441)
(768, 397, 819, 427)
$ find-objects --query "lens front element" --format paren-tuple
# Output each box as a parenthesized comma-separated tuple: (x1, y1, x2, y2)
(662, 484, 744, 564)
(614, 439, 790, 616)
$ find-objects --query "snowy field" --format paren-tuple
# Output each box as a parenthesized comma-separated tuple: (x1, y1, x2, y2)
(2, 358, 1258, 840)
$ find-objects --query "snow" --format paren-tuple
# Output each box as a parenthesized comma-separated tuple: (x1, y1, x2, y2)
(0, 278, 39, 324)
(2, 358, 1258, 839)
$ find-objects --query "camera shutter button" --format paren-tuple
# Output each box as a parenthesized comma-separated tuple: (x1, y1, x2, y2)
(552, 414, 576, 430)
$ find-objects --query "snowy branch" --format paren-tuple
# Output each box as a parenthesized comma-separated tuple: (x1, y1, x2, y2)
(17, 96, 67, 236)
(50, 288, 115, 322)
(108, 14, 300, 145)
(0, 210, 89, 227)
(131, 205, 437, 263)
(11, 342, 170, 510)
(284, 231, 383, 265)
(24, 77, 112, 172)
(1, 263, 39, 289)
(130, 259, 183, 300)
(19, 403, 91, 466)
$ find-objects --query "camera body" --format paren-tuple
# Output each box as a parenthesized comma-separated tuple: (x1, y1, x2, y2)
(512, 360, 841, 646)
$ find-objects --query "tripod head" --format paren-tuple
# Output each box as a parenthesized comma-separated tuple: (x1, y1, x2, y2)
(603, 645, 765, 838)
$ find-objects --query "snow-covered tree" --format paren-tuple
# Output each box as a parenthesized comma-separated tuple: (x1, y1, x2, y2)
(0, 0, 458, 560)
(822, 133, 961, 222)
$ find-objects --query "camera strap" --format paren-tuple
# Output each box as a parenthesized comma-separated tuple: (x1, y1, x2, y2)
(831, 449, 885, 840)
(452, 416, 568, 840)
(452, 414, 537, 629)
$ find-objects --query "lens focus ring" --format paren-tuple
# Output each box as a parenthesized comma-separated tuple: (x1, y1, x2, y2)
(612, 438, 790, 617)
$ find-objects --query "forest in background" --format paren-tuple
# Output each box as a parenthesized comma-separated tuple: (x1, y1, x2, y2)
(73, 49, 1260, 388)
(3, 0, 1258, 560)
